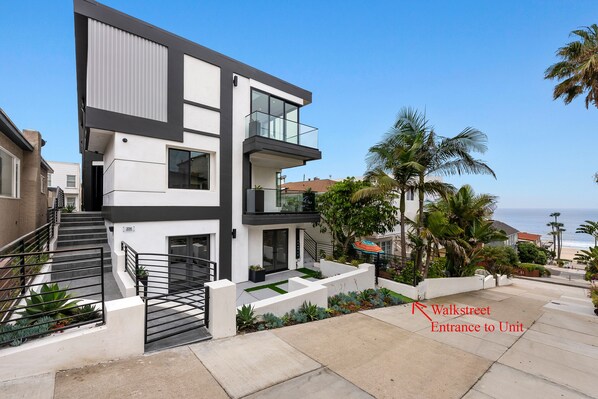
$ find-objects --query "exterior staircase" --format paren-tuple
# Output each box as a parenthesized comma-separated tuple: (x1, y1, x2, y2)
(52, 212, 121, 300)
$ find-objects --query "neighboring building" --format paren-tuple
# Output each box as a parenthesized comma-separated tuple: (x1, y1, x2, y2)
(487, 220, 519, 247)
(290, 176, 434, 258)
(74, 0, 321, 284)
(0, 108, 53, 247)
(47, 161, 81, 211)
(518, 232, 542, 246)
(282, 178, 337, 193)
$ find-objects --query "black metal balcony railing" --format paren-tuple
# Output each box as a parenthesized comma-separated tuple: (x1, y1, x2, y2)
(246, 188, 317, 214)
(245, 111, 318, 149)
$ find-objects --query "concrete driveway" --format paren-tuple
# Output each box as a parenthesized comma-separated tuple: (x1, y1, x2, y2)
(4, 279, 596, 399)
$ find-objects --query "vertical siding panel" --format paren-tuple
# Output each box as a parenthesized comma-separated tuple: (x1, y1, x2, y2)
(87, 19, 167, 122)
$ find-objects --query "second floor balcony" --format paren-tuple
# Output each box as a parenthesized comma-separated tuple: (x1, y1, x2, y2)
(245, 111, 318, 149)
(243, 187, 320, 225)
(243, 112, 321, 166)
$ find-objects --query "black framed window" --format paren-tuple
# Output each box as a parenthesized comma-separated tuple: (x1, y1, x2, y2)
(250, 89, 300, 143)
(168, 148, 210, 190)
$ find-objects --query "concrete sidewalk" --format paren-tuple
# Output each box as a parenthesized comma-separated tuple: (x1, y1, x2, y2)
(3, 279, 596, 399)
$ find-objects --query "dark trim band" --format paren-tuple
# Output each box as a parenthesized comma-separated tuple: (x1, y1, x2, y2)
(184, 128, 221, 139)
(184, 100, 220, 113)
(103, 206, 223, 223)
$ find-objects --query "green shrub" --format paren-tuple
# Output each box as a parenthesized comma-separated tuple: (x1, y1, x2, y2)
(261, 313, 284, 329)
(591, 288, 598, 308)
(324, 255, 334, 261)
(517, 242, 547, 265)
(427, 257, 447, 278)
(71, 304, 100, 323)
(350, 259, 360, 267)
(393, 262, 422, 285)
(236, 305, 257, 331)
(0, 316, 54, 347)
(337, 255, 347, 264)
(518, 263, 551, 277)
(20, 283, 81, 321)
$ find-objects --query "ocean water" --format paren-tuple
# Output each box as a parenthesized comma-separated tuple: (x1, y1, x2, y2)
(493, 208, 598, 249)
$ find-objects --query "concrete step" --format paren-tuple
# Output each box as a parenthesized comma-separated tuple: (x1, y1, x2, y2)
(60, 217, 104, 223)
(52, 259, 111, 277)
(59, 226, 106, 235)
(53, 246, 110, 262)
(58, 232, 108, 241)
(60, 212, 102, 218)
(57, 237, 108, 248)
(60, 221, 105, 228)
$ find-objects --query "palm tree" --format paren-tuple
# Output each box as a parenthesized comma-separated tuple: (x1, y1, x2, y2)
(545, 24, 598, 108)
(427, 185, 499, 276)
(371, 108, 496, 273)
(576, 220, 598, 246)
(548, 212, 564, 262)
(354, 135, 424, 267)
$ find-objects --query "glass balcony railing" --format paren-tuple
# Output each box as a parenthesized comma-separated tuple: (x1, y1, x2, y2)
(245, 111, 319, 149)
(246, 188, 317, 214)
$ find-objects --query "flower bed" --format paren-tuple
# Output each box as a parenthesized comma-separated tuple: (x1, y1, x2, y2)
(236, 288, 409, 333)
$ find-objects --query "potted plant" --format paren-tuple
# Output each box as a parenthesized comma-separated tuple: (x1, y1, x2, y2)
(302, 187, 316, 212)
(247, 185, 265, 213)
(249, 265, 265, 283)
(136, 265, 149, 296)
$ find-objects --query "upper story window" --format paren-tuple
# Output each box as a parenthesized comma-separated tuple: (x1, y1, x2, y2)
(40, 175, 45, 194)
(406, 188, 415, 201)
(0, 146, 19, 198)
(168, 148, 210, 190)
(66, 175, 77, 188)
(250, 89, 299, 143)
(47, 173, 52, 187)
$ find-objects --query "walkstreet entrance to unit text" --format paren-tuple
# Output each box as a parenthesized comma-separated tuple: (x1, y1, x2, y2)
(411, 302, 524, 333)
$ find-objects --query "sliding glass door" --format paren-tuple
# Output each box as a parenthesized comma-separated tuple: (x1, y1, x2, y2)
(168, 235, 210, 293)
(262, 229, 288, 273)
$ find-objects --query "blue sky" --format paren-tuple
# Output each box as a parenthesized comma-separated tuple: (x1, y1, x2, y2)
(1, 0, 597, 209)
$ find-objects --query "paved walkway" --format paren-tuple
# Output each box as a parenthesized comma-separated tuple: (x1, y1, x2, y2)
(3, 279, 597, 399)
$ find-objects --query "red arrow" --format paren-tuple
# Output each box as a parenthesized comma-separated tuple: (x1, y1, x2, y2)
(411, 301, 432, 322)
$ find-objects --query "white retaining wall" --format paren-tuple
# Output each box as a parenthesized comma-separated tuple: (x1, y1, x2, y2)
(319, 259, 358, 277)
(424, 276, 484, 299)
(498, 275, 513, 286)
(249, 277, 328, 317)
(0, 296, 145, 381)
(377, 278, 422, 300)
(320, 263, 375, 296)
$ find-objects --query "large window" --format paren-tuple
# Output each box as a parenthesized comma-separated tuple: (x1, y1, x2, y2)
(168, 148, 210, 190)
(0, 147, 19, 198)
(47, 173, 52, 187)
(66, 175, 76, 188)
(251, 89, 300, 143)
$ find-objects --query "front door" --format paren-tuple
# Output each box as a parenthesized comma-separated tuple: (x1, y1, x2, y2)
(168, 235, 210, 293)
(263, 229, 288, 273)
(91, 165, 103, 211)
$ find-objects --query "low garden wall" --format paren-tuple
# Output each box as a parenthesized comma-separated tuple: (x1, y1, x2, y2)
(249, 278, 328, 317)
(0, 296, 144, 381)
(320, 263, 375, 296)
(377, 274, 509, 300)
(319, 258, 357, 277)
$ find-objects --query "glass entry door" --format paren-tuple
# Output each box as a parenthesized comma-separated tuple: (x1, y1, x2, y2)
(168, 235, 210, 293)
(263, 229, 288, 273)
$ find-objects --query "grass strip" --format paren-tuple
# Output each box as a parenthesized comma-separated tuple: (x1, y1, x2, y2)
(245, 280, 288, 294)
(296, 268, 321, 278)
(386, 290, 414, 303)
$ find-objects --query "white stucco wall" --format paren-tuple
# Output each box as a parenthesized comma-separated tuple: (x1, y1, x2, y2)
(319, 263, 375, 296)
(0, 297, 144, 381)
(101, 132, 220, 207)
(424, 276, 485, 299)
(246, 277, 328, 317)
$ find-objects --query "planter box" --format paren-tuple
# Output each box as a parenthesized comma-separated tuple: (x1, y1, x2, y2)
(512, 268, 540, 277)
(249, 269, 266, 283)
(247, 190, 264, 213)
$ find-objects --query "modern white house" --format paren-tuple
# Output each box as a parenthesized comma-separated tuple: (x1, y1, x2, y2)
(74, 0, 321, 287)
(47, 161, 81, 211)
